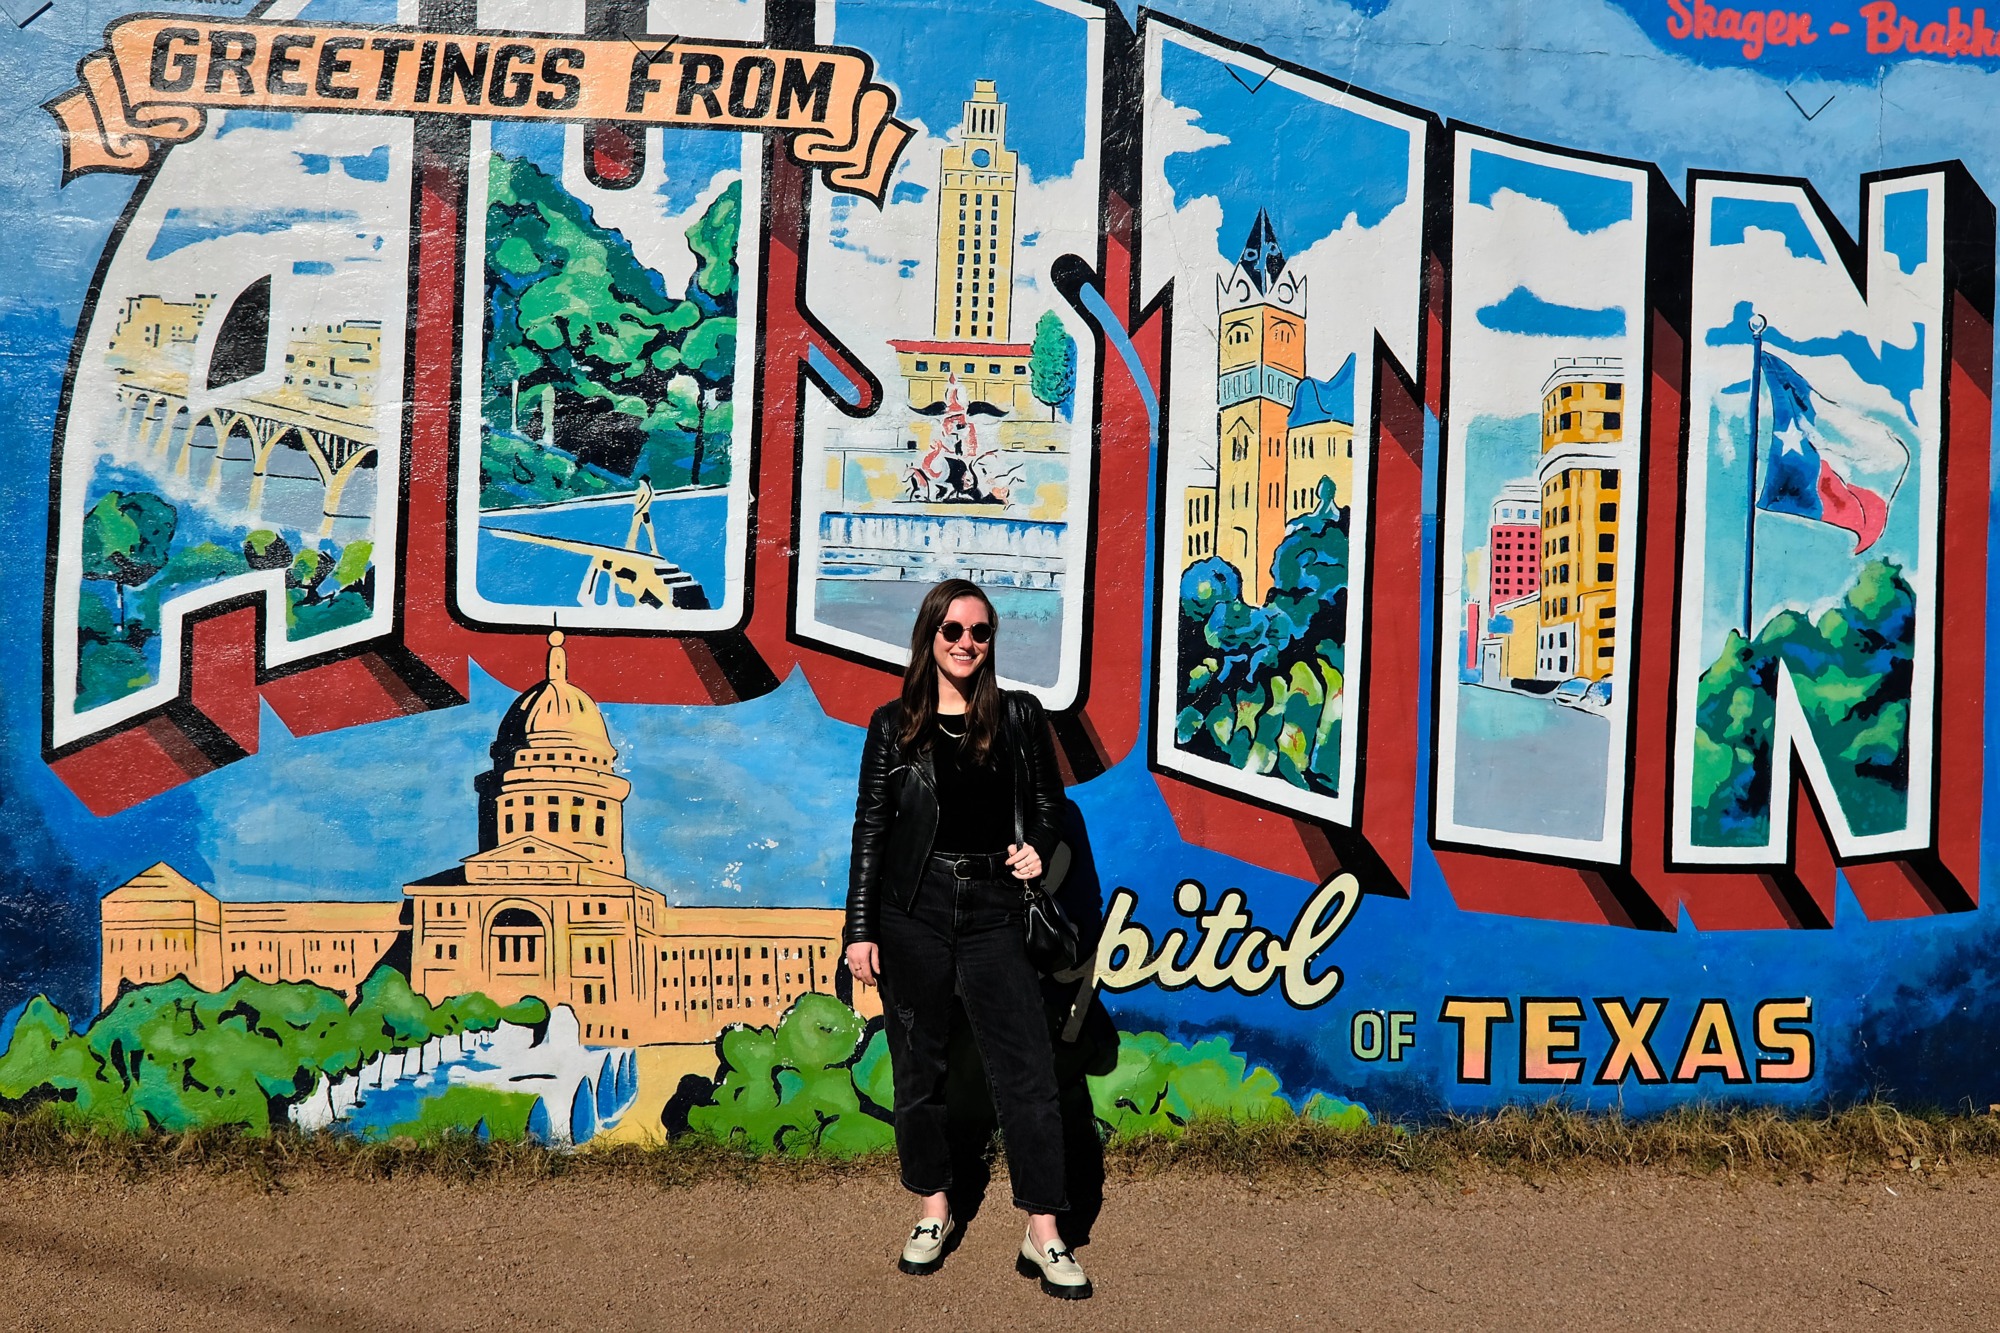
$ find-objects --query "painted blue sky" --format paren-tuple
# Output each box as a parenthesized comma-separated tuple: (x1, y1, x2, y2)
(1476, 286, 1626, 338)
(1464, 149, 1635, 342)
(1158, 38, 1414, 259)
(1696, 203, 1933, 646)
(1456, 148, 1638, 532)
(828, 0, 1093, 180)
(147, 208, 365, 261)
(1700, 191, 1931, 424)
(652, 128, 747, 216)
(183, 668, 863, 908)
(490, 119, 740, 218)
(1711, 196, 1824, 259)
(1457, 412, 1543, 575)
(1883, 188, 1930, 274)
(1466, 150, 1634, 233)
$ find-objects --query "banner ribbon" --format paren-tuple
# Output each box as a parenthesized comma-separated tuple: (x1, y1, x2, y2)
(46, 16, 913, 202)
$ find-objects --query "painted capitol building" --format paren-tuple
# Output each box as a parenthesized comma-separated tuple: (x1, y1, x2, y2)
(100, 634, 874, 1043)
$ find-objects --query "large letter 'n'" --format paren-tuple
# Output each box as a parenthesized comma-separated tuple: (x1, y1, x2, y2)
(1668, 167, 1992, 925)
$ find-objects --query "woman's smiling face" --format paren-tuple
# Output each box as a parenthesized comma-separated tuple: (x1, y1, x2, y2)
(932, 594, 993, 690)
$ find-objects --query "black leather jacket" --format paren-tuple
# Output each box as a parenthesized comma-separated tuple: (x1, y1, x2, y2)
(844, 690, 1064, 946)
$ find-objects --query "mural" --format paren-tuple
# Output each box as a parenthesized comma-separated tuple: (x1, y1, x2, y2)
(48, 97, 412, 742)
(1673, 172, 1949, 866)
(793, 0, 1104, 702)
(8, 0, 2000, 1152)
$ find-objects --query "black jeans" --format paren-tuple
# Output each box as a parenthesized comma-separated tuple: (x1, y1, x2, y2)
(876, 860, 1068, 1214)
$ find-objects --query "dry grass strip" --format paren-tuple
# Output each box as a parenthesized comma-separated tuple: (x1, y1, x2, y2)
(1, 1102, 1994, 1190)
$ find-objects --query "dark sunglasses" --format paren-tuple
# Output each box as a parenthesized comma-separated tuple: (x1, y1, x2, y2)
(938, 620, 993, 644)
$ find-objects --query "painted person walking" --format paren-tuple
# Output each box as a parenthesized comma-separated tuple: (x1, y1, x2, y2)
(843, 578, 1090, 1300)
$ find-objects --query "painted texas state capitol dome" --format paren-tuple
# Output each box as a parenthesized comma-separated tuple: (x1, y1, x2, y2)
(99, 632, 872, 1044)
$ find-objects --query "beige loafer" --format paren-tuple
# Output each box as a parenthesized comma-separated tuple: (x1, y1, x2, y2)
(899, 1214, 954, 1275)
(1016, 1227, 1092, 1299)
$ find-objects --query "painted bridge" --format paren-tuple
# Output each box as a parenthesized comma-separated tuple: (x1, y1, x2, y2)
(112, 380, 377, 537)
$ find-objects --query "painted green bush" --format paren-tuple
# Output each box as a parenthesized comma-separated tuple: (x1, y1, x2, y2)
(669, 997, 1370, 1152)
(677, 993, 894, 1156)
(1085, 1031, 1366, 1136)
(1177, 482, 1350, 798)
(383, 1085, 542, 1142)
(1692, 557, 1915, 846)
(0, 967, 545, 1134)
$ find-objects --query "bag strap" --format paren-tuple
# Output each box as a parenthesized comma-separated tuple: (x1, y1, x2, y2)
(1008, 693, 1028, 851)
(1005, 693, 1054, 901)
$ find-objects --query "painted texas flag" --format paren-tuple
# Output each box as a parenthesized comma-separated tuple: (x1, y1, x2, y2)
(1756, 352, 1905, 554)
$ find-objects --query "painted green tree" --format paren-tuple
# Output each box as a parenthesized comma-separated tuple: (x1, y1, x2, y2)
(481, 153, 741, 505)
(243, 529, 292, 572)
(284, 537, 374, 639)
(75, 491, 194, 710)
(80, 490, 176, 638)
(1028, 310, 1077, 421)
(1177, 479, 1349, 797)
(666, 999, 1372, 1152)
(677, 994, 893, 1156)
(1691, 557, 1916, 845)
(0, 969, 547, 1134)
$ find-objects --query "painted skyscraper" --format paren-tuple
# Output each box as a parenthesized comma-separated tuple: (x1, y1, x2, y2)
(1535, 356, 1627, 681)
(933, 79, 1019, 343)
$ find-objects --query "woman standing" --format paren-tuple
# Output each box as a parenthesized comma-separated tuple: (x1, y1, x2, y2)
(844, 578, 1090, 1301)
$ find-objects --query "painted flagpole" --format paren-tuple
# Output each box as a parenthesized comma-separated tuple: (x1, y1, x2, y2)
(1742, 312, 1768, 638)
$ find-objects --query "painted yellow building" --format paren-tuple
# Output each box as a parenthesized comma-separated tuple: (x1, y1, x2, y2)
(934, 79, 1018, 343)
(1481, 591, 1542, 682)
(99, 634, 874, 1044)
(1282, 354, 1357, 520)
(99, 864, 401, 1010)
(1211, 211, 1306, 603)
(410, 631, 874, 1045)
(890, 339, 1035, 419)
(279, 320, 382, 410)
(106, 293, 213, 376)
(1535, 357, 1628, 681)
(1184, 486, 1217, 564)
(1183, 216, 1360, 601)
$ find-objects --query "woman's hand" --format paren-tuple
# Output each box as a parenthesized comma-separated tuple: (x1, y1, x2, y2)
(1006, 842, 1043, 881)
(845, 941, 880, 988)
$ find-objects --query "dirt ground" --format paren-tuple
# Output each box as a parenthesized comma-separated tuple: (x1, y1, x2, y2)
(2, 1163, 1997, 1332)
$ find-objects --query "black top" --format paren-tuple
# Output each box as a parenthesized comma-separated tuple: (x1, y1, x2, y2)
(929, 717, 1013, 853)
(846, 692, 1066, 945)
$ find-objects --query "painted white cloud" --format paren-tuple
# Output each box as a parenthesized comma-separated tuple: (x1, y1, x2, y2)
(1154, 0, 2000, 238)
(1693, 221, 1938, 467)
(1144, 83, 1422, 477)
(1450, 187, 1645, 426)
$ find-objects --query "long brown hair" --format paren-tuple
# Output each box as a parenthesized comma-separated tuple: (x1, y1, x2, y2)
(897, 579, 1002, 761)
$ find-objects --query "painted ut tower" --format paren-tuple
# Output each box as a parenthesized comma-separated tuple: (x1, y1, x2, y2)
(1215, 210, 1306, 603)
(933, 80, 1019, 342)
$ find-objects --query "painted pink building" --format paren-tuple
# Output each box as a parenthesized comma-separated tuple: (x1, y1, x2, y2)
(1487, 481, 1541, 607)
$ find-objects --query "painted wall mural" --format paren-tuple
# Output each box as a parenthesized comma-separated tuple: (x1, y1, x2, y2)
(7, 0, 2000, 1148)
